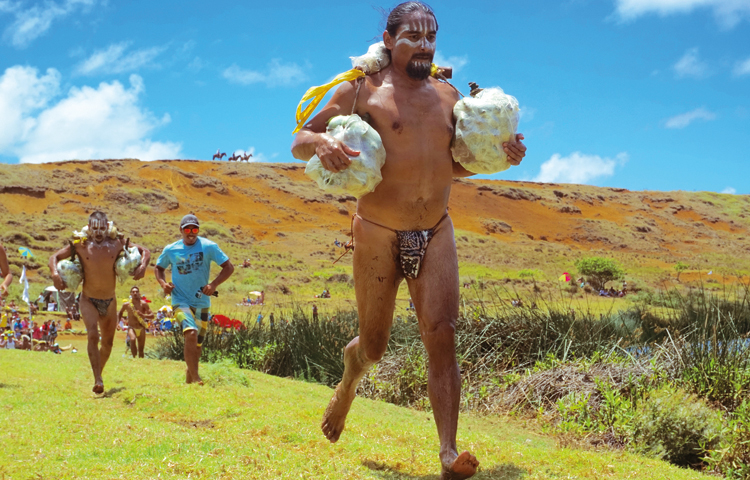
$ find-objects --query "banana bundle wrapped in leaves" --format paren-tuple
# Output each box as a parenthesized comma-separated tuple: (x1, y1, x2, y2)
(452, 85, 520, 174)
(304, 115, 386, 198)
(57, 258, 83, 291)
(115, 243, 142, 284)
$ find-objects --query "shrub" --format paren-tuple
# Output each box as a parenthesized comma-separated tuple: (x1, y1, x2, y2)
(706, 399, 750, 478)
(575, 257, 624, 291)
(674, 262, 689, 282)
(632, 386, 722, 467)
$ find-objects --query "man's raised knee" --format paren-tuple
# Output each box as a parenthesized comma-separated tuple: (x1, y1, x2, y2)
(360, 340, 388, 364)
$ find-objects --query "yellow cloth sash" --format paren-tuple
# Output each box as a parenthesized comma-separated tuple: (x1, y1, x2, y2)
(292, 68, 366, 134)
(292, 63, 444, 135)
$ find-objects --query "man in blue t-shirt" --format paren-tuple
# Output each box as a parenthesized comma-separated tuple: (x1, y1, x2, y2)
(155, 214, 234, 385)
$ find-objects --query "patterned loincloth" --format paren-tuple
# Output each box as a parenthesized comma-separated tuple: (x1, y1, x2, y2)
(355, 212, 449, 279)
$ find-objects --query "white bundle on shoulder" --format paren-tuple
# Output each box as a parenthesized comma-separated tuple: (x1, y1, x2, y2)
(452, 86, 520, 174)
(72, 221, 119, 241)
(115, 244, 142, 284)
(350, 42, 390, 75)
(305, 114, 386, 199)
(57, 259, 83, 291)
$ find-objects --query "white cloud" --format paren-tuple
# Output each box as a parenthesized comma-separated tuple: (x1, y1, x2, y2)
(187, 56, 205, 72)
(519, 106, 536, 122)
(721, 187, 736, 194)
(613, 0, 750, 29)
(222, 59, 308, 87)
(0, 65, 180, 163)
(2, 0, 98, 48)
(533, 151, 628, 184)
(733, 57, 750, 77)
(433, 51, 469, 74)
(664, 107, 716, 128)
(75, 42, 167, 76)
(673, 48, 710, 78)
(0, 65, 60, 152)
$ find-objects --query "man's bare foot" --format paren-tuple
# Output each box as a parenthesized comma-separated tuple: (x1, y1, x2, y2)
(441, 451, 479, 480)
(186, 368, 203, 385)
(92, 382, 104, 394)
(321, 384, 355, 443)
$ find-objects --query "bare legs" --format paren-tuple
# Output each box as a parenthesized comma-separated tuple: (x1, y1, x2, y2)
(322, 217, 400, 442)
(184, 330, 203, 385)
(407, 219, 478, 479)
(127, 328, 146, 358)
(321, 217, 477, 478)
(79, 294, 117, 394)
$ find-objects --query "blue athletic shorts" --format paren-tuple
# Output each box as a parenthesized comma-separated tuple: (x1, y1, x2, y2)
(174, 305, 210, 347)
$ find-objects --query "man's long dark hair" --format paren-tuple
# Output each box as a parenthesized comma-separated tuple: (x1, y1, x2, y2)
(385, 1, 438, 37)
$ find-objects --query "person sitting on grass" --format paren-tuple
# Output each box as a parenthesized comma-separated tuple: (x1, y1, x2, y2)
(19, 330, 31, 350)
(64, 319, 72, 331)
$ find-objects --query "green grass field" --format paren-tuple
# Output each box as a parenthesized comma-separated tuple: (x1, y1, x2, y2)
(0, 341, 712, 479)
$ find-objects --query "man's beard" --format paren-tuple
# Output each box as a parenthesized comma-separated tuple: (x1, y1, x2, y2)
(406, 56, 433, 80)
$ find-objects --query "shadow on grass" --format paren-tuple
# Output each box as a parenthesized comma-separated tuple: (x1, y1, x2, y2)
(363, 459, 526, 479)
(94, 386, 126, 398)
(0, 383, 19, 389)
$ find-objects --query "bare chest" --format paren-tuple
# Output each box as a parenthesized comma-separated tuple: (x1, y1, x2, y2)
(77, 241, 120, 267)
(362, 85, 455, 147)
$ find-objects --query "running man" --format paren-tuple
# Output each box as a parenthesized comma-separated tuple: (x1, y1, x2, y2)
(118, 286, 154, 358)
(0, 242, 12, 298)
(291, 3, 526, 478)
(154, 214, 234, 385)
(49, 211, 150, 393)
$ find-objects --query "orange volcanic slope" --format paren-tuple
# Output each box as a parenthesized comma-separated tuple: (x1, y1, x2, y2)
(1, 159, 749, 284)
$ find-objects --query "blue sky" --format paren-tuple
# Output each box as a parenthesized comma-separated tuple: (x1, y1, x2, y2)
(0, 0, 748, 194)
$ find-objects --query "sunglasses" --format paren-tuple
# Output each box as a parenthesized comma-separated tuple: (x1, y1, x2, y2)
(182, 227, 199, 234)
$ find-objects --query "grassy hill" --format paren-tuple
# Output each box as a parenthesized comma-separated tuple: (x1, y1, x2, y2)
(0, 341, 712, 479)
(1, 159, 749, 316)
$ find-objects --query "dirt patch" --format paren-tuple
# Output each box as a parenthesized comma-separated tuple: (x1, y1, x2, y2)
(0, 185, 46, 198)
(482, 219, 513, 234)
(175, 419, 215, 429)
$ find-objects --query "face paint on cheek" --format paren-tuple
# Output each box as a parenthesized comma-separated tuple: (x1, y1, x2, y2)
(394, 19, 437, 49)
(90, 219, 107, 237)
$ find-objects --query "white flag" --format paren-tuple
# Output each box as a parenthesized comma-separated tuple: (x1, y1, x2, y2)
(19, 266, 29, 305)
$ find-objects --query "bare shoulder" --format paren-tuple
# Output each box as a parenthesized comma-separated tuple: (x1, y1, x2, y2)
(431, 78, 461, 104)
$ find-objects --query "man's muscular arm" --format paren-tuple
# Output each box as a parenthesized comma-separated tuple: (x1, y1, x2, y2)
(201, 260, 234, 296)
(48, 244, 73, 291)
(129, 241, 151, 281)
(118, 303, 129, 321)
(452, 161, 476, 178)
(0, 243, 12, 297)
(154, 266, 174, 296)
(291, 81, 360, 173)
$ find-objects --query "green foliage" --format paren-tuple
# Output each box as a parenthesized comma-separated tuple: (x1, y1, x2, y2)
(0, 346, 711, 480)
(706, 399, 750, 478)
(152, 309, 359, 386)
(556, 392, 596, 434)
(359, 343, 429, 409)
(574, 256, 624, 291)
(135, 204, 151, 214)
(518, 269, 542, 279)
(674, 262, 689, 282)
(632, 386, 722, 466)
